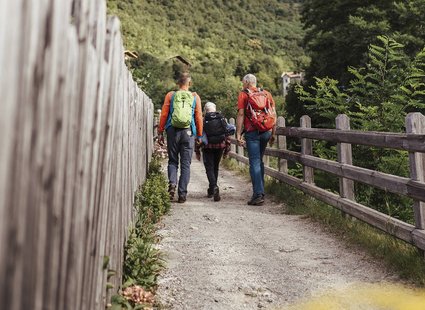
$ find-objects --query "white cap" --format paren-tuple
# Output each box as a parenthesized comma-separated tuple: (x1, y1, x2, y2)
(204, 102, 216, 113)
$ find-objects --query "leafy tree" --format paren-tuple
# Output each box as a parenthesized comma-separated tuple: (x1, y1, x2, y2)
(294, 36, 421, 222)
(392, 0, 425, 56)
(301, 0, 393, 85)
(401, 48, 425, 114)
(107, 0, 307, 117)
(284, 83, 306, 126)
(301, 0, 425, 86)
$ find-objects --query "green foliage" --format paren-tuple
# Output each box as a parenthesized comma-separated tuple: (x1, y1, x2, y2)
(392, 0, 425, 56)
(402, 48, 425, 113)
(297, 78, 350, 128)
(103, 255, 110, 270)
(110, 294, 134, 310)
(107, 0, 307, 117)
(123, 228, 164, 290)
(126, 53, 176, 108)
(293, 36, 421, 222)
(283, 83, 306, 126)
(301, 0, 425, 85)
(122, 156, 170, 292)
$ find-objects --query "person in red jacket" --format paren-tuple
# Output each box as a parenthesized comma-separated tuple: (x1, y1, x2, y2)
(157, 73, 203, 203)
(236, 74, 276, 206)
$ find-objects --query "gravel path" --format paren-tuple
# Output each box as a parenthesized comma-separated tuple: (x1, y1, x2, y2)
(156, 158, 399, 309)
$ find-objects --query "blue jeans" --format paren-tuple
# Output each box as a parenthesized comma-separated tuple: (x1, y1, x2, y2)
(245, 130, 272, 198)
(166, 127, 195, 197)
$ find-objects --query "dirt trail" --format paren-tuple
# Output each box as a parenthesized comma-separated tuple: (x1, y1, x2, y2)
(156, 159, 399, 309)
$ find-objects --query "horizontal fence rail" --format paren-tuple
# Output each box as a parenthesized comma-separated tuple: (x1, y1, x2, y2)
(277, 127, 425, 152)
(228, 114, 425, 253)
(0, 0, 155, 309)
(259, 148, 425, 202)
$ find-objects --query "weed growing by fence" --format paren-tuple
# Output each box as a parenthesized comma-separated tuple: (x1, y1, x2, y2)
(265, 179, 425, 286)
(112, 156, 170, 309)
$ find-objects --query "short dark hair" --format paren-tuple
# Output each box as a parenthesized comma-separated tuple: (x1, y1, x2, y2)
(177, 72, 192, 86)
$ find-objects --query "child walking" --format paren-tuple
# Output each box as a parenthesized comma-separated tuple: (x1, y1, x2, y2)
(195, 102, 232, 202)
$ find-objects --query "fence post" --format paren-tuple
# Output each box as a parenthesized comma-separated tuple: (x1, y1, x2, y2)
(264, 149, 270, 168)
(300, 115, 314, 184)
(406, 113, 425, 238)
(336, 114, 355, 200)
(229, 118, 236, 154)
(277, 116, 288, 174)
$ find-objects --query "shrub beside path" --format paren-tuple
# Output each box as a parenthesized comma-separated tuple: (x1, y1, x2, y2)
(156, 158, 399, 309)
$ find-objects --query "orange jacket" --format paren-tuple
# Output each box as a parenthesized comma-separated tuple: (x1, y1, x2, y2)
(158, 90, 203, 137)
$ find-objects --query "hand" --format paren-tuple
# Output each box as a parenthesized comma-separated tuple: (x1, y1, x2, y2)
(269, 135, 275, 146)
(236, 135, 245, 147)
(158, 133, 165, 146)
(197, 137, 203, 144)
(196, 153, 201, 161)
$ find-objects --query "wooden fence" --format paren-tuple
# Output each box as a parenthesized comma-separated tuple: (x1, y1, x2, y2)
(0, 1, 155, 309)
(228, 114, 425, 253)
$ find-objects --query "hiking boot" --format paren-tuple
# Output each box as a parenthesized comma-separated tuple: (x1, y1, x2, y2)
(178, 196, 186, 203)
(213, 187, 221, 202)
(247, 195, 264, 206)
(168, 184, 176, 200)
(207, 188, 214, 198)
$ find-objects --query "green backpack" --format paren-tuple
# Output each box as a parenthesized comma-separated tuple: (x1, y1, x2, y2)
(171, 90, 195, 128)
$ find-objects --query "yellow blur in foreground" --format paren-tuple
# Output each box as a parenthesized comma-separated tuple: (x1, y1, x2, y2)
(286, 283, 425, 310)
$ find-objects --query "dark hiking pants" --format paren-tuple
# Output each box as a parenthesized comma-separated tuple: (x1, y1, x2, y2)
(166, 127, 195, 198)
(202, 148, 224, 191)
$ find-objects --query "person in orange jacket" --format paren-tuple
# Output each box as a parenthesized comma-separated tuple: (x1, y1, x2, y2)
(157, 73, 203, 203)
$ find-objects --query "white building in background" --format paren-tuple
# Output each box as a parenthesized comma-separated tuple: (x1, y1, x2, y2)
(281, 71, 304, 97)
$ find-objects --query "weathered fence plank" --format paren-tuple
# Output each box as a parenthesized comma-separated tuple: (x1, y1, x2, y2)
(300, 116, 314, 184)
(336, 114, 355, 201)
(277, 116, 288, 174)
(0, 0, 23, 307)
(262, 148, 425, 202)
(0, 1, 155, 309)
(406, 113, 425, 233)
(277, 127, 425, 152)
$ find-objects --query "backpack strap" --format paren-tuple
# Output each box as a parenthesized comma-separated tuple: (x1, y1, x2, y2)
(190, 92, 197, 135)
(191, 95, 196, 115)
(243, 88, 262, 94)
(169, 91, 176, 115)
(191, 92, 197, 115)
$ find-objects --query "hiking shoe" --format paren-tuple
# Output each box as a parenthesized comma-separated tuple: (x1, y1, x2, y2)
(178, 196, 186, 203)
(247, 195, 264, 206)
(213, 187, 221, 202)
(207, 188, 214, 198)
(168, 184, 176, 200)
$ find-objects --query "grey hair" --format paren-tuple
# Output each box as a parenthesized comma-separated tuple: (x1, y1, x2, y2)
(204, 102, 216, 113)
(242, 74, 257, 86)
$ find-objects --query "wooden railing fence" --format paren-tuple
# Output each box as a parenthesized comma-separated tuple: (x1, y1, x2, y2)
(228, 114, 425, 254)
(0, 1, 155, 309)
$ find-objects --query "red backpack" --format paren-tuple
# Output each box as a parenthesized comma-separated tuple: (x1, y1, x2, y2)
(244, 88, 276, 132)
